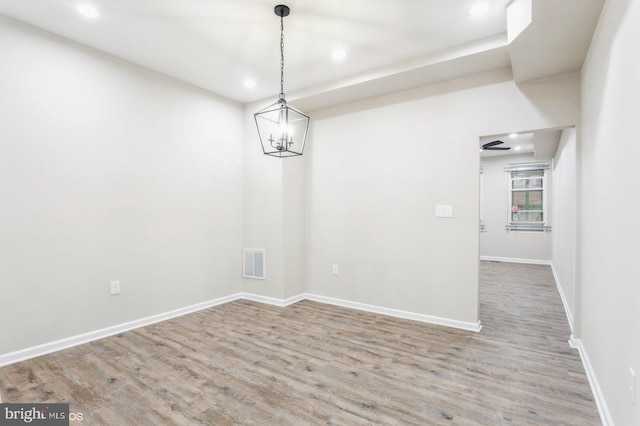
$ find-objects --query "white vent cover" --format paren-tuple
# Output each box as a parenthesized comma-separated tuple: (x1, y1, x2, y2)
(243, 248, 265, 279)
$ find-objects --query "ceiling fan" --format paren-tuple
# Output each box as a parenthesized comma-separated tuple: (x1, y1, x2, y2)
(481, 140, 511, 151)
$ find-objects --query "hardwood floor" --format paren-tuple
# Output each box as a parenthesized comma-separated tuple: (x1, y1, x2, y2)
(0, 261, 600, 425)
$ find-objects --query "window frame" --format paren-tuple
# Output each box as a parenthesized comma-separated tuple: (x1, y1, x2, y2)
(503, 162, 552, 232)
(509, 170, 546, 225)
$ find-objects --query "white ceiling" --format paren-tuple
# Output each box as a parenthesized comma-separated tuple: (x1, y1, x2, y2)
(480, 128, 564, 159)
(0, 0, 603, 110)
(509, 0, 603, 82)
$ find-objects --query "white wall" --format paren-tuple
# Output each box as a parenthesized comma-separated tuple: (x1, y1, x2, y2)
(579, 0, 640, 423)
(282, 158, 307, 298)
(305, 69, 580, 325)
(480, 153, 552, 262)
(0, 16, 245, 354)
(241, 97, 307, 301)
(241, 103, 285, 299)
(241, 98, 308, 301)
(551, 128, 576, 328)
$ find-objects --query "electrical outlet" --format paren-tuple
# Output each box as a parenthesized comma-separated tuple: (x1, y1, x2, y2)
(435, 205, 453, 218)
(332, 265, 339, 276)
(110, 280, 120, 295)
(630, 368, 636, 404)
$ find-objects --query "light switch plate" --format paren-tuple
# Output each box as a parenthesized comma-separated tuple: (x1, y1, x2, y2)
(435, 205, 453, 218)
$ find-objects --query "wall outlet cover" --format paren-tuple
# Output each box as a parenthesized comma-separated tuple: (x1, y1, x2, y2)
(435, 205, 453, 218)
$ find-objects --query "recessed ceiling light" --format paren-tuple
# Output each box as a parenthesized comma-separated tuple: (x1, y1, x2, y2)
(74, 3, 99, 18)
(509, 132, 518, 138)
(468, 1, 490, 16)
(244, 78, 256, 89)
(332, 48, 347, 62)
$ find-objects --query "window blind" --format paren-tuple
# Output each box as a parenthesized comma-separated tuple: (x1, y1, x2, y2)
(503, 161, 551, 173)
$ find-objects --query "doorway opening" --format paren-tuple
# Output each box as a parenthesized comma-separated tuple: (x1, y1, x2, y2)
(478, 126, 577, 331)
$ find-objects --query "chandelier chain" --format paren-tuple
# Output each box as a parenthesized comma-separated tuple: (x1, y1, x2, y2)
(279, 14, 285, 100)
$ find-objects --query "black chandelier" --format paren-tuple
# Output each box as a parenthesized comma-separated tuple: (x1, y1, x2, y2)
(254, 5, 310, 158)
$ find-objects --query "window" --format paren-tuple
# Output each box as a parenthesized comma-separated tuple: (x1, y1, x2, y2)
(504, 162, 551, 231)
(510, 170, 544, 223)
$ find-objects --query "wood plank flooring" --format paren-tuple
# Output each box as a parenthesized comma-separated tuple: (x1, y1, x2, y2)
(0, 261, 600, 425)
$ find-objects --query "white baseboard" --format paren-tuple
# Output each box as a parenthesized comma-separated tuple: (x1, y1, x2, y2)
(303, 293, 482, 333)
(0, 292, 480, 367)
(550, 263, 574, 332)
(569, 336, 613, 426)
(240, 292, 304, 307)
(480, 255, 552, 266)
(0, 293, 244, 368)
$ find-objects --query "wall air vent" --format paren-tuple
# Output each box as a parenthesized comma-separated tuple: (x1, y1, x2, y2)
(243, 248, 266, 279)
